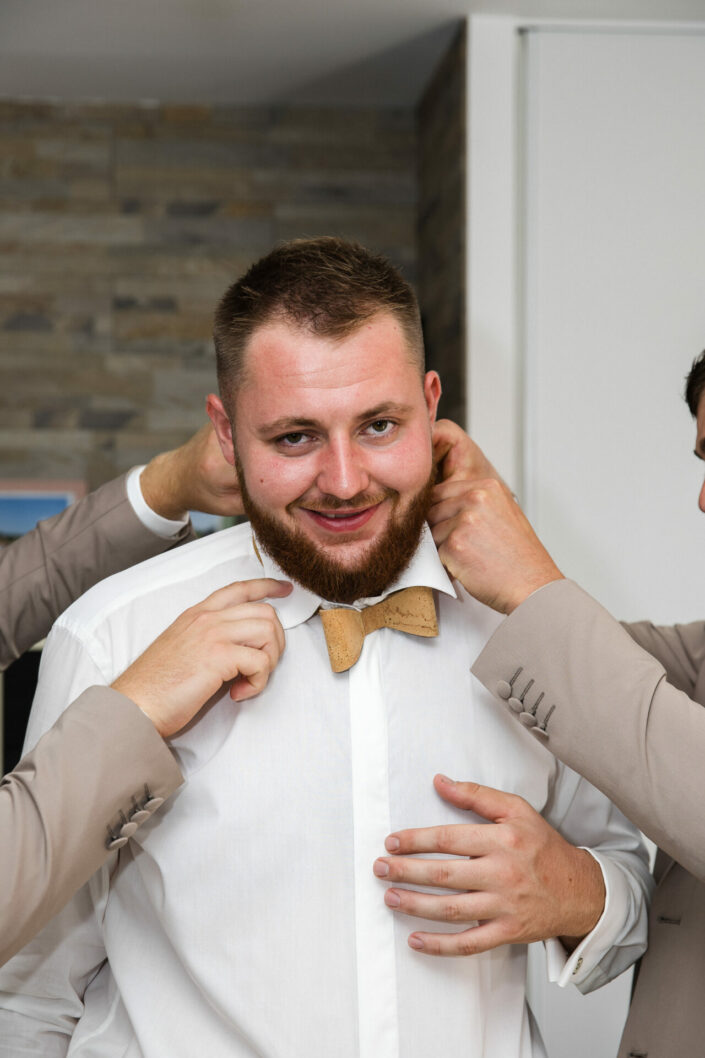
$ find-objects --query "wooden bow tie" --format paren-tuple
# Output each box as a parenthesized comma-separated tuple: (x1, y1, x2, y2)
(319, 586, 438, 673)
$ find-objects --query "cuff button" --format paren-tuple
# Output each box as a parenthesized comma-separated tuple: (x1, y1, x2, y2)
(143, 797, 164, 812)
(508, 697, 523, 714)
(497, 680, 512, 700)
(107, 836, 129, 851)
(129, 809, 151, 824)
(519, 712, 537, 727)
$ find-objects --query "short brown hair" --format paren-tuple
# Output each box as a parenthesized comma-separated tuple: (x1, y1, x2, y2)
(213, 237, 424, 395)
(685, 350, 705, 417)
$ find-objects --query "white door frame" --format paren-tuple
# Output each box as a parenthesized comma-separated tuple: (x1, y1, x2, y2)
(465, 14, 705, 504)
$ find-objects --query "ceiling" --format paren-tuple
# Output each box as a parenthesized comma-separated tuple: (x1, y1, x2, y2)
(2, 0, 705, 107)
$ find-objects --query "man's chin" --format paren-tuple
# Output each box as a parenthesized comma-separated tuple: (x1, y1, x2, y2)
(295, 527, 383, 567)
(237, 462, 434, 603)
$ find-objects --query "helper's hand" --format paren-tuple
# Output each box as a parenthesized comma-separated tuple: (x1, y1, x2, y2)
(430, 468, 563, 613)
(373, 775, 605, 957)
(140, 422, 243, 521)
(111, 578, 291, 737)
(432, 419, 505, 486)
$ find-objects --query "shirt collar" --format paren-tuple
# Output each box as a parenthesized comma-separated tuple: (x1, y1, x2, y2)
(254, 523, 457, 632)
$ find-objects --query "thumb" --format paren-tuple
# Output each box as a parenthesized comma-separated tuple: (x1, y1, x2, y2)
(433, 774, 521, 822)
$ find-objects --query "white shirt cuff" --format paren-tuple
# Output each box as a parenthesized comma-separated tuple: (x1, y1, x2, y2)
(126, 466, 190, 540)
(544, 848, 629, 988)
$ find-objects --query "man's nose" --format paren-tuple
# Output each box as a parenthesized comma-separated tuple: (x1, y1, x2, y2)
(316, 438, 370, 499)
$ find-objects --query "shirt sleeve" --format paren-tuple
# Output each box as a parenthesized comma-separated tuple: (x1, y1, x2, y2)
(541, 763, 652, 994)
(126, 466, 190, 540)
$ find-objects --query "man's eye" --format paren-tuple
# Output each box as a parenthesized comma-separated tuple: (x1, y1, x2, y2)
(278, 433, 308, 446)
(366, 419, 394, 436)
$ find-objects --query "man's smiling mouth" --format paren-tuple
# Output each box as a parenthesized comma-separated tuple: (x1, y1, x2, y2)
(300, 503, 385, 533)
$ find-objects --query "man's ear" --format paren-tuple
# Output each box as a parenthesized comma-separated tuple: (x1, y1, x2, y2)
(423, 371, 442, 427)
(206, 394, 236, 467)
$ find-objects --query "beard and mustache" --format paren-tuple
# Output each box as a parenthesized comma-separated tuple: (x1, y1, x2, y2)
(235, 453, 435, 605)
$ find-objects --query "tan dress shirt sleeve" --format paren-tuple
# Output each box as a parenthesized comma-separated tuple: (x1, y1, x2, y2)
(471, 578, 705, 881)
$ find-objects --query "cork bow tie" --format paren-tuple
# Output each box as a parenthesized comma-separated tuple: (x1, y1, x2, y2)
(319, 586, 438, 673)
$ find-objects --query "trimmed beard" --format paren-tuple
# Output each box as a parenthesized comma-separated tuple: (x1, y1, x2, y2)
(235, 455, 435, 604)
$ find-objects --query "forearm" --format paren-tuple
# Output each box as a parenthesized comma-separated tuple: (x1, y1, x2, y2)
(0, 474, 191, 669)
(472, 578, 705, 879)
(0, 687, 183, 966)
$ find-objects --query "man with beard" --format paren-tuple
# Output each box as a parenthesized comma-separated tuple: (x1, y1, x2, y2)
(0, 238, 651, 1058)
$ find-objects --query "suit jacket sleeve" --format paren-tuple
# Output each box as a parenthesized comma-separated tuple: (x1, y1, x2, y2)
(0, 687, 183, 968)
(0, 473, 189, 965)
(0, 472, 193, 670)
(471, 578, 705, 881)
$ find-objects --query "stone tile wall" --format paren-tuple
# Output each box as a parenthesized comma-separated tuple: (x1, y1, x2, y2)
(417, 25, 466, 426)
(0, 101, 417, 486)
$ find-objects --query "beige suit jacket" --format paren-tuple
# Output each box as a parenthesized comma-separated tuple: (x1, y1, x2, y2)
(0, 474, 188, 965)
(473, 579, 705, 1057)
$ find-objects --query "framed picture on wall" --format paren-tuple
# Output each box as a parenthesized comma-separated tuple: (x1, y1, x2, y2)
(0, 479, 86, 546)
(0, 478, 87, 771)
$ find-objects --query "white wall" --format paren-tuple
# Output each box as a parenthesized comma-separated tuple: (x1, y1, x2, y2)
(468, 15, 705, 1057)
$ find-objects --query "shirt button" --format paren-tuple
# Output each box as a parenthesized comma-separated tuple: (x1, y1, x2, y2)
(497, 680, 512, 700)
(572, 957, 583, 975)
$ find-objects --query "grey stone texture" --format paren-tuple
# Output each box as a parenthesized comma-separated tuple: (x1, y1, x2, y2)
(0, 100, 419, 486)
(1, 44, 466, 488)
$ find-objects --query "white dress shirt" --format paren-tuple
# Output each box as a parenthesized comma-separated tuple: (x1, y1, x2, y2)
(0, 523, 651, 1058)
(126, 465, 190, 539)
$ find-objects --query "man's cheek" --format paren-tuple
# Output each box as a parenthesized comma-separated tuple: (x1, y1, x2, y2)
(247, 455, 311, 503)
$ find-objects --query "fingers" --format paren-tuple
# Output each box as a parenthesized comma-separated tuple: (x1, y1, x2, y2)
(227, 644, 279, 700)
(382, 781, 526, 859)
(432, 775, 525, 823)
(382, 822, 493, 858)
(215, 611, 286, 666)
(382, 886, 497, 925)
(432, 420, 504, 486)
(407, 923, 509, 957)
(113, 578, 291, 735)
(196, 578, 292, 612)
(374, 853, 480, 891)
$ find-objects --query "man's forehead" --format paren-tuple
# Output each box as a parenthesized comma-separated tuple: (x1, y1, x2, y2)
(240, 312, 417, 376)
